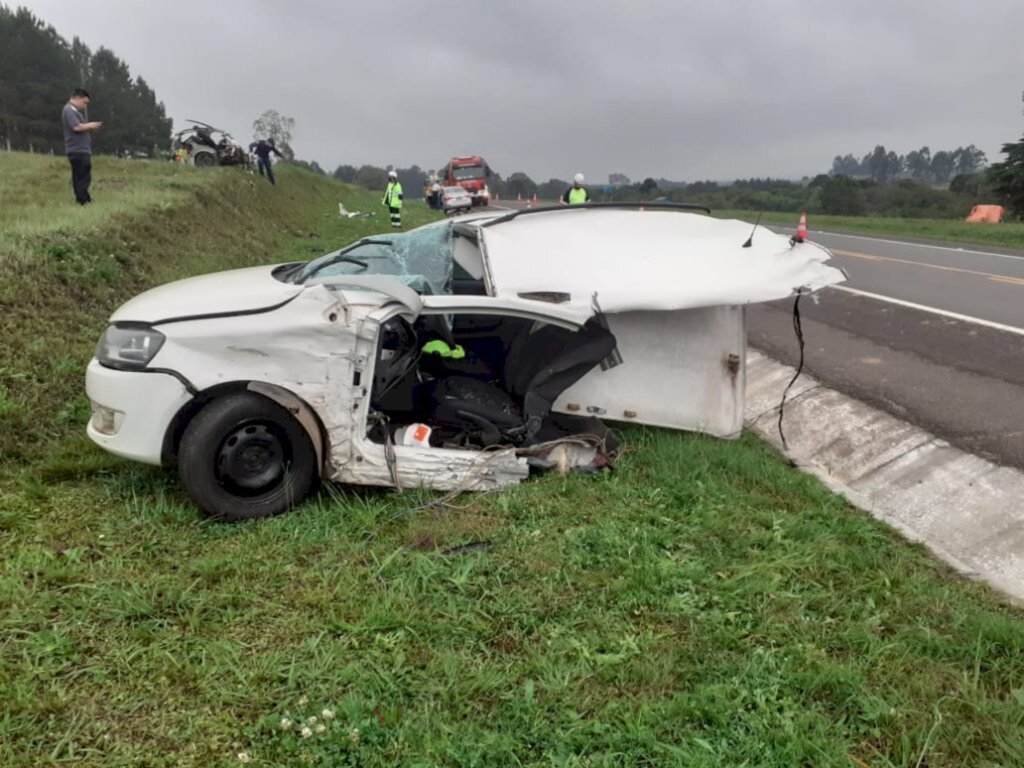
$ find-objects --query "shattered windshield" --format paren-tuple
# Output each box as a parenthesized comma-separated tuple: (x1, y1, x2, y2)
(291, 220, 455, 295)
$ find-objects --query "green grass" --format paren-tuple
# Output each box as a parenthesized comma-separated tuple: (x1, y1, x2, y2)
(6, 431, 1024, 766)
(3, 151, 1024, 766)
(716, 209, 1024, 251)
(0, 152, 439, 465)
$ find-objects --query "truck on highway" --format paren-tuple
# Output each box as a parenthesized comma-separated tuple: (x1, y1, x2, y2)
(440, 155, 492, 206)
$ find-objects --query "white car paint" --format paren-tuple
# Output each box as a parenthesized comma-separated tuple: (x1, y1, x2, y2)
(111, 264, 303, 323)
(478, 209, 843, 315)
(85, 207, 845, 512)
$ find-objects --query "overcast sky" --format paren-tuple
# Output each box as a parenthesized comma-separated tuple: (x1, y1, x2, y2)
(21, 0, 1024, 183)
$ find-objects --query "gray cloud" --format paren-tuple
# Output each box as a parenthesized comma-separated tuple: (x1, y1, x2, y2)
(23, 0, 1024, 182)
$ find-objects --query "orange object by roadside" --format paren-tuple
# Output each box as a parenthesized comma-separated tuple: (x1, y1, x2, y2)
(965, 205, 1005, 223)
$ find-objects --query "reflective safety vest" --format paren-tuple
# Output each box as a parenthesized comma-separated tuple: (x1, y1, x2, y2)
(422, 340, 465, 359)
(383, 181, 403, 209)
(567, 186, 589, 205)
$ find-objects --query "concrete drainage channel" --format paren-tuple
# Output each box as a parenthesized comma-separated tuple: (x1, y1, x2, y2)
(745, 348, 1024, 604)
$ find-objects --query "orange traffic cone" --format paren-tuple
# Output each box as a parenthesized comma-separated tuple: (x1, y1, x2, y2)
(532, 192, 538, 205)
(517, 192, 522, 202)
(494, 192, 499, 202)
(794, 211, 808, 242)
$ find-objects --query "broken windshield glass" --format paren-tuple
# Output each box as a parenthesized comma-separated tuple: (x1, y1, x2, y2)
(293, 219, 455, 295)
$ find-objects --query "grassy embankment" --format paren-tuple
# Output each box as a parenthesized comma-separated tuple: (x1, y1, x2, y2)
(3, 152, 1024, 766)
(715, 208, 1024, 251)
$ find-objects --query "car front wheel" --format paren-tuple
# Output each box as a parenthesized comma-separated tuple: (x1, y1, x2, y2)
(178, 392, 318, 521)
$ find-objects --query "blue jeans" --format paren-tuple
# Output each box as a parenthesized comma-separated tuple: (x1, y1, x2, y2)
(257, 157, 275, 185)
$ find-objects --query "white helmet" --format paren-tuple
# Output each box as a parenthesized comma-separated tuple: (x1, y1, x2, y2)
(388, 170, 397, 178)
(573, 172, 585, 184)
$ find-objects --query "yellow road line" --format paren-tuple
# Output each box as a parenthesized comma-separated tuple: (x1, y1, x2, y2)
(989, 275, 1024, 286)
(831, 248, 1024, 287)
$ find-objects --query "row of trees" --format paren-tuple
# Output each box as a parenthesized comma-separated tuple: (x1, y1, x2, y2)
(830, 144, 987, 185)
(989, 134, 1024, 218)
(330, 163, 578, 201)
(0, 5, 171, 156)
(330, 164, 675, 204)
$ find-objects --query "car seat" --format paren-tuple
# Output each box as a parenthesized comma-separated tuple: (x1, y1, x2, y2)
(418, 318, 617, 446)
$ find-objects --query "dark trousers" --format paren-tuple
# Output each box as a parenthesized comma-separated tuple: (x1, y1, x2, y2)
(68, 152, 92, 204)
(257, 156, 275, 185)
(389, 205, 401, 227)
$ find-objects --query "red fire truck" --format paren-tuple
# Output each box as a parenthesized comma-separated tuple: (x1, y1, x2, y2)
(439, 155, 492, 206)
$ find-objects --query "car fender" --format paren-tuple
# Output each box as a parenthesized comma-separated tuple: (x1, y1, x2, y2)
(247, 381, 326, 474)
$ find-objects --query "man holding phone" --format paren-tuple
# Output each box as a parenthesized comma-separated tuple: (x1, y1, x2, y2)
(62, 88, 103, 205)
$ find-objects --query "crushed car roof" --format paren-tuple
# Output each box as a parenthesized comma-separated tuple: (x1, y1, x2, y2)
(468, 207, 846, 315)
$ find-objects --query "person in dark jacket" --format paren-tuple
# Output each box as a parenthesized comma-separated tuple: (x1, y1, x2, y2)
(248, 138, 284, 185)
(61, 88, 103, 204)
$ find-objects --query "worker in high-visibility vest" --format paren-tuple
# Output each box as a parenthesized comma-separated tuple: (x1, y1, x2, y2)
(561, 172, 590, 205)
(382, 170, 404, 228)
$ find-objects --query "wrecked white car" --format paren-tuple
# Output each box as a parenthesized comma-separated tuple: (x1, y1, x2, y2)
(85, 204, 845, 520)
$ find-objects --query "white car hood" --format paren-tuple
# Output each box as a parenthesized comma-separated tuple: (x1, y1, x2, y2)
(110, 265, 303, 324)
(477, 209, 846, 314)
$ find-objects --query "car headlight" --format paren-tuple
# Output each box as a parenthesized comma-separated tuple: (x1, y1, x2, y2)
(96, 325, 166, 369)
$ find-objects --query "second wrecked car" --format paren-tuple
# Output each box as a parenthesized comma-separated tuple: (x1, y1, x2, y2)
(85, 204, 846, 520)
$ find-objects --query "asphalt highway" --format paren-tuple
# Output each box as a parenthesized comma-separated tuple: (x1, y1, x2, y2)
(769, 226, 1024, 330)
(481, 203, 1024, 466)
(752, 227, 1024, 469)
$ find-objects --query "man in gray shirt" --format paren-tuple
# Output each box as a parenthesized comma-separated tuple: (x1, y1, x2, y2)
(61, 89, 103, 204)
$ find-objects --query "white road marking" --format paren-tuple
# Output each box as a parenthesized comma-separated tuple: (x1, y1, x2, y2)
(829, 248, 1024, 284)
(828, 285, 1024, 337)
(765, 226, 1024, 261)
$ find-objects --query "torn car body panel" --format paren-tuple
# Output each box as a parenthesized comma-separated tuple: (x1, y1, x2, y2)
(553, 306, 747, 436)
(476, 209, 844, 316)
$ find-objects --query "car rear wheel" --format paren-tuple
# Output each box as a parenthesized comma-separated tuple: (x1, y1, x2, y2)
(178, 392, 318, 521)
(192, 150, 217, 167)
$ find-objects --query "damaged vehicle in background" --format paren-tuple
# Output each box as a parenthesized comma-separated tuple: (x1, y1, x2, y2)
(85, 204, 846, 521)
(171, 119, 250, 168)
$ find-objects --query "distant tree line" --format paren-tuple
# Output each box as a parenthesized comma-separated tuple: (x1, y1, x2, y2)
(830, 144, 987, 185)
(330, 162, 574, 202)
(0, 5, 171, 156)
(988, 134, 1024, 219)
(328, 137, 1024, 221)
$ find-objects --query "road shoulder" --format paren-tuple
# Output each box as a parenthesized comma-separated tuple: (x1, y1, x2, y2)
(746, 348, 1024, 604)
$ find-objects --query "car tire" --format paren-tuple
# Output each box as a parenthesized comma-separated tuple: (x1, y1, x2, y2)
(178, 392, 318, 521)
(192, 150, 217, 167)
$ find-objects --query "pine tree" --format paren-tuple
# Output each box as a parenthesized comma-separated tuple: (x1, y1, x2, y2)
(988, 135, 1024, 219)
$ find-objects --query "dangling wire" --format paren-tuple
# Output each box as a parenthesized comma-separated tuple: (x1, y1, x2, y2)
(777, 290, 805, 452)
(375, 413, 403, 492)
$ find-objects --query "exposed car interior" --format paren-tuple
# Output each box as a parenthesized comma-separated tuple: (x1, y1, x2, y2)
(290, 222, 618, 451)
(367, 311, 617, 450)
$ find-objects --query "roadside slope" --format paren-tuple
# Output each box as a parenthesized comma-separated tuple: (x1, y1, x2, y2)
(0, 153, 418, 464)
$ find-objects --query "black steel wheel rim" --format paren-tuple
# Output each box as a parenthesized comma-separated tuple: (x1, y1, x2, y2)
(215, 422, 287, 495)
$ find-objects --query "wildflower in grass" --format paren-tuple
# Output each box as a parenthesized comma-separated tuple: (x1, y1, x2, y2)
(321, 708, 335, 720)
(316, 724, 326, 734)
(306, 715, 317, 725)
(297, 696, 309, 706)
(301, 726, 313, 739)
(279, 717, 293, 731)
(349, 728, 360, 745)
(237, 752, 252, 764)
